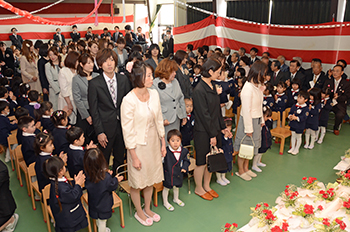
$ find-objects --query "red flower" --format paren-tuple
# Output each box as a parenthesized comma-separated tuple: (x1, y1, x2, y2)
(302, 177, 307, 180)
(336, 218, 347, 230)
(286, 185, 289, 188)
(322, 218, 330, 226)
(318, 205, 323, 210)
(282, 222, 289, 231)
(224, 223, 231, 228)
(271, 226, 283, 232)
(343, 201, 350, 209)
(264, 203, 269, 207)
(224, 229, 229, 232)
(255, 204, 261, 210)
(319, 190, 325, 194)
(304, 204, 314, 214)
(323, 194, 328, 199)
(232, 223, 238, 228)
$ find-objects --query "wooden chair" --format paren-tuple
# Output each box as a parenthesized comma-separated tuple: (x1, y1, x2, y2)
(82, 191, 125, 230)
(153, 182, 163, 207)
(116, 164, 132, 217)
(7, 131, 18, 171)
(14, 145, 30, 195)
(184, 145, 196, 194)
(270, 112, 291, 155)
(234, 105, 242, 139)
(282, 108, 291, 129)
(225, 96, 235, 118)
(28, 163, 43, 211)
(8, 115, 16, 121)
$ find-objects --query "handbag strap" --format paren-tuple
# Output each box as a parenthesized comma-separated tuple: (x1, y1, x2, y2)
(240, 135, 255, 147)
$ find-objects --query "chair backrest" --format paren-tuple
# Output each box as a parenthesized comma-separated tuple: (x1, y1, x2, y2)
(43, 184, 51, 204)
(7, 132, 18, 148)
(271, 112, 281, 127)
(8, 115, 16, 121)
(28, 162, 36, 179)
(116, 163, 128, 179)
(184, 145, 195, 159)
(282, 108, 291, 127)
(14, 145, 23, 161)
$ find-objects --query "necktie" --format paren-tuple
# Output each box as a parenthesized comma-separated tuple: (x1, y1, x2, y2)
(108, 78, 116, 107)
(313, 75, 317, 84)
(273, 72, 277, 82)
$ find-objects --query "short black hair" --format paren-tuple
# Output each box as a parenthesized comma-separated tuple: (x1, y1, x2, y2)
(201, 58, 221, 78)
(0, 41, 5, 47)
(0, 101, 9, 112)
(72, 25, 78, 29)
(333, 64, 344, 71)
(193, 64, 201, 70)
(312, 58, 322, 63)
(0, 86, 8, 98)
(0, 78, 8, 87)
(187, 44, 193, 51)
(3, 68, 14, 78)
(298, 90, 310, 101)
(114, 26, 119, 29)
(124, 25, 132, 30)
(214, 48, 222, 53)
(18, 115, 34, 130)
(250, 47, 258, 53)
(277, 81, 286, 89)
(34, 40, 44, 50)
(15, 107, 29, 119)
(263, 106, 272, 117)
(337, 59, 347, 68)
(291, 78, 301, 88)
(236, 67, 246, 77)
(103, 27, 108, 31)
(262, 51, 270, 57)
(39, 43, 49, 57)
(66, 126, 84, 144)
(11, 27, 17, 32)
(265, 82, 274, 95)
(202, 45, 209, 52)
(186, 60, 194, 67)
(28, 90, 39, 102)
(290, 59, 301, 67)
(167, 129, 182, 142)
(88, 26, 92, 30)
(239, 47, 246, 53)
(272, 60, 281, 69)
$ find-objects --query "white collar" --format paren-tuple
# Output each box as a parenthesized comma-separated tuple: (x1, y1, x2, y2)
(275, 70, 280, 76)
(169, 146, 182, 153)
(264, 94, 272, 97)
(57, 125, 67, 129)
(276, 92, 285, 96)
(334, 78, 341, 83)
(103, 72, 116, 83)
(50, 177, 68, 182)
(322, 97, 330, 101)
(23, 132, 35, 137)
(42, 115, 51, 118)
(296, 103, 307, 107)
(0, 98, 8, 102)
(69, 144, 84, 150)
(39, 151, 52, 156)
(292, 89, 299, 92)
(29, 102, 37, 105)
(1, 114, 8, 117)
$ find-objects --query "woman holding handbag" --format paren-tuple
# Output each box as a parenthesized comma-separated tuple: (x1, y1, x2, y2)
(234, 61, 267, 181)
(192, 58, 228, 201)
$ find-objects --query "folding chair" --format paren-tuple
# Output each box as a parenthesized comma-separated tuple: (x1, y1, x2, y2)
(7, 131, 17, 171)
(270, 112, 291, 155)
(14, 145, 30, 195)
(27, 163, 43, 211)
(184, 145, 196, 194)
(116, 163, 132, 217)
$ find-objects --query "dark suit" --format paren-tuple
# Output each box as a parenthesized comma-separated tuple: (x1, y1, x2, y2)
(100, 32, 112, 40)
(271, 70, 288, 86)
(250, 57, 259, 66)
(0, 160, 16, 226)
(70, 32, 81, 43)
(9, 34, 23, 49)
(323, 78, 350, 130)
(88, 73, 132, 173)
(112, 32, 124, 42)
(289, 71, 306, 90)
(53, 33, 66, 45)
(0, 48, 14, 71)
(226, 55, 232, 67)
(304, 72, 326, 90)
(175, 68, 192, 99)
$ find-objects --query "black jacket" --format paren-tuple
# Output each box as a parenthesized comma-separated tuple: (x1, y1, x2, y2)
(67, 147, 85, 177)
(270, 70, 288, 86)
(0, 48, 15, 71)
(323, 77, 350, 113)
(21, 135, 36, 166)
(38, 57, 50, 91)
(53, 33, 66, 45)
(0, 160, 16, 222)
(175, 68, 192, 99)
(304, 72, 327, 90)
(112, 32, 124, 42)
(70, 32, 81, 43)
(52, 127, 69, 155)
(9, 34, 23, 49)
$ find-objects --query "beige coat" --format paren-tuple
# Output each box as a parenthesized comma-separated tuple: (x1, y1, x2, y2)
(20, 56, 42, 93)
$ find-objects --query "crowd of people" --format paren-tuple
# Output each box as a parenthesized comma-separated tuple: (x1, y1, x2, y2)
(0, 23, 349, 232)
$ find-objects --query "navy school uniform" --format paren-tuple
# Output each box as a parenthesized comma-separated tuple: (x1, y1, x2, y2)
(24, 103, 36, 118)
(306, 102, 321, 131)
(17, 95, 29, 107)
(258, 123, 272, 154)
(0, 98, 17, 116)
(232, 87, 242, 114)
(263, 95, 274, 109)
(0, 114, 17, 147)
(49, 178, 88, 232)
(17, 128, 40, 145)
(289, 103, 309, 134)
(52, 126, 69, 155)
(35, 152, 53, 192)
(163, 147, 190, 189)
(67, 145, 85, 177)
(180, 113, 195, 146)
(192, 74, 202, 89)
(85, 173, 119, 220)
(21, 133, 36, 166)
(213, 80, 230, 104)
(288, 89, 299, 108)
(273, 93, 288, 116)
(227, 78, 236, 98)
(218, 133, 233, 173)
(319, 97, 332, 127)
(41, 115, 55, 132)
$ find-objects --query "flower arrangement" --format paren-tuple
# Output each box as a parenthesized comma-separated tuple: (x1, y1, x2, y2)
(270, 222, 289, 232)
(250, 203, 277, 227)
(292, 204, 318, 224)
(315, 183, 337, 202)
(314, 218, 347, 231)
(342, 198, 350, 214)
(301, 177, 320, 190)
(280, 185, 299, 208)
(221, 223, 240, 232)
(336, 170, 350, 187)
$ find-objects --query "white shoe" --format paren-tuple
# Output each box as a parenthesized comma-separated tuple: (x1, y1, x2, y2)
(252, 166, 262, 172)
(3, 213, 19, 232)
(291, 149, 299, 155)
(246, 170, 257, 177)
(222, 176, 230, 184)
(4, 156, 11, 163)
(106, 228, 111, 232)
(163, 203, 174, 211)
(288, 148, 294, 154)
(317, 138, 323, 144)
(216, 179, 227, 186)
(308, 145, 314, 149)
(257, 162, 266, 167)
(304, 144, 309, 149)
(173, 199, 185, 207)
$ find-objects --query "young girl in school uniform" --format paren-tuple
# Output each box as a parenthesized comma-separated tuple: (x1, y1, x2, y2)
(316, 88, 333, 144)
(51, 110, 70, 154)
(43, 156, 88, 232)
(263, 83, 274, 109)
(84, 148, 123, 232)
(17, 83, 31, 107)
(273, 81, 288, 117)
(35, 101, 54, 132)
(304, 88, 321, 150)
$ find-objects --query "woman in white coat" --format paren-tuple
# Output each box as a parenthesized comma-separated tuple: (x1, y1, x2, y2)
(58, 51, 80, 124)
(45, 46, 61, 110)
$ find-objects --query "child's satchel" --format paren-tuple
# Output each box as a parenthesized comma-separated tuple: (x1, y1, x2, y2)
(206, 146, 228, 173)
(238, 135, 255, 160)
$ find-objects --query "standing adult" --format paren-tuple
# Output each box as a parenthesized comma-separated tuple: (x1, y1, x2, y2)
(20, 40, 42, 93)
(88, 48, 132, 173)
(121, 61, 166, 226)
(0, 42, 15, 72)
(234, 61, 266, 181)
(145, 44, 162, 72)
(72, 53, 99, 144)
(151, 58, 187, 143)
(162, 30, 173, 58)
(192, 58, 227, 201)
(70, 25, 81, 43)
(58, 51, 80, 124)
(113, 37, 128, 73)
(53, 28, 66, 45)
(87, 41, 100, 73)
(45, 46, 62, 110)
(38, 43, 50, 101)
(174, 50, 192, 99)
(9, 28, 23, 49)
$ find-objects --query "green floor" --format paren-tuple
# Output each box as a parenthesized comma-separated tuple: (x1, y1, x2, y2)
(2, 123, 350, 232)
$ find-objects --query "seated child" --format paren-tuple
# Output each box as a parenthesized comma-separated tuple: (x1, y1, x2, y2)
(162, 129, 190, 211)
(304, 88, 321, 150)
(191, 64, 202, 89)
(0, 101, 17, 162)
(273, 81, 288, 119)
(84, 148, 123, 232)
(263, 83, 274, 109)
(35, 101, 55, 132)
(52, 110, 70, 154)
(216, 119, 233, 186)
(287, 79, 301, 108)
(43, 156, 88, 232)
(316, 88, 333, 144)
(252, 106, 272, 172)
(3, 68, 14, 87)
(0, 86, 17, 116)
(19, 116, 37, 166)
(24, 90, 40, 118)
(288, 91, 310, 155)
(180, 98, 194, 146)
(66, 126, 96, 177)
(17, 83, 30, 107)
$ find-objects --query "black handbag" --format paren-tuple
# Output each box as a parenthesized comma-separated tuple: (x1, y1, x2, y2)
(206, 146, 228, 173)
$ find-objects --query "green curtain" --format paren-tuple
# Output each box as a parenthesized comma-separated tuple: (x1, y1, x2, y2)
(344, 1, 350, 22)
(226, 0, 270, 23)
(271, 0, 332, 25)
(187, 2, 213, 24)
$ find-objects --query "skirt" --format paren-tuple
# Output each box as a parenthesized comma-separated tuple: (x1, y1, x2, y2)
(234, 116, 262, 155)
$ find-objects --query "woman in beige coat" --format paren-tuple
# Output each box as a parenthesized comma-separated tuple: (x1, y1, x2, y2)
(20, 40, 42, 93)
(121, 61, 166, 227)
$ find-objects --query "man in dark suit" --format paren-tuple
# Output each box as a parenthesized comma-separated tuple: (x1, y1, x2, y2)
(100, 27, 112, 40)
(228, 52, 239, 78)
(53, 28, 66, 45)
(112, 26, 123, 43)
(124, 25, 138, 42)
(288, 60, 305, 89)
(85, 27, 94, 41)
(88, 48, 132, 173)
(249, 47, 259, 65)
(323, 65, 350, 135)
(223, 47, 232, 67)
(303, 60, 326, 91)
(270, 60, 288, 86)
(9, 28, 23, 50)
(0, 42, 14, 72)
(70, 25, 81, 43)
(277, 55, 289, 72)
